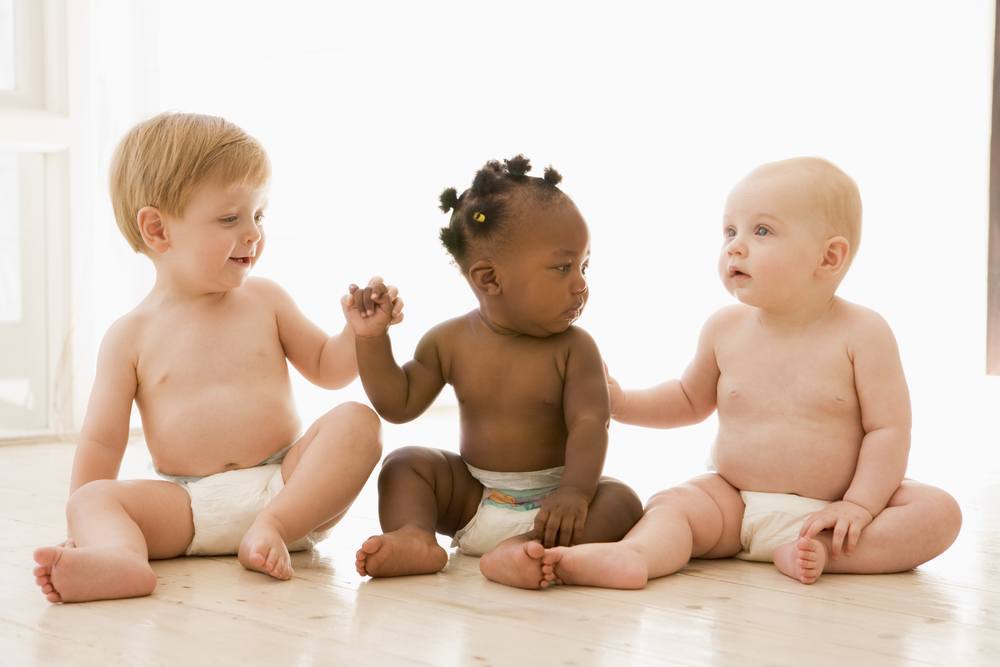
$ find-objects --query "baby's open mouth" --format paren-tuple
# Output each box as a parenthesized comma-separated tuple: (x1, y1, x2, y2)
(729, 267, 749, 278)
(229, 256, 252, 265)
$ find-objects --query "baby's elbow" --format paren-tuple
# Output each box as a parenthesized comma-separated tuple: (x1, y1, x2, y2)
(372, 403, 412, 425)
(689, 399, 716, 424)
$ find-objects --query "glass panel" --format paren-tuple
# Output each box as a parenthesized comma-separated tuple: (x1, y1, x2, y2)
(0, 0, 13, 90)
(0, 151, 19, 322)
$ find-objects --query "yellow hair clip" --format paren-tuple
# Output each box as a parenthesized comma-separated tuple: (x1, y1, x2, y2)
(473, 211, 487, 223)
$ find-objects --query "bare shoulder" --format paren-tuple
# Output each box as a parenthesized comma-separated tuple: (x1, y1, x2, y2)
(414, 312, 476, 353)
(99, 307, 146, 364)
(241, 276, 291, 305)
(832, 298, 896, 340)
(560, 324, 600, 352)
(702, 303, 753, 338)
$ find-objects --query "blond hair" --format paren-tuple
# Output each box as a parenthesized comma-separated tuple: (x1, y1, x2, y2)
(109, 112, 271, 252)
(754, 157, 863, 264)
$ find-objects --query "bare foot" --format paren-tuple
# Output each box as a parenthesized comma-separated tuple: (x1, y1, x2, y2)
(238, 516, 293, 580)
(541, 543, 648, 590)
(773, 537, 828, 584)
(479, 539, 548, 590)
(32, 544, 157, 603)
(355, 525, 448, 577)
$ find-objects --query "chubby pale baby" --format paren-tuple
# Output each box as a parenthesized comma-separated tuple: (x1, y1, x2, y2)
(538, 157, 962, 588)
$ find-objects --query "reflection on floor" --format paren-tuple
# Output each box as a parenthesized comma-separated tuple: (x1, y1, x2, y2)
(2, 409, 999, 666)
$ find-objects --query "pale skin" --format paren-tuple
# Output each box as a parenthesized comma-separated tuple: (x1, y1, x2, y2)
(541, 159, 962, 588)
(347, 193, 642, 589)
(32, 179, 400, 603)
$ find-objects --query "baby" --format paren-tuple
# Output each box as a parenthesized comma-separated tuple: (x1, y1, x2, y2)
(540, 157, 962, 588)
(346, 156, 643, 589)
(32, 112, 399, 602)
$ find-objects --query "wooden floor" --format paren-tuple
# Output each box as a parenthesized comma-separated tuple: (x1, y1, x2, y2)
(3, 411, 1000, 666)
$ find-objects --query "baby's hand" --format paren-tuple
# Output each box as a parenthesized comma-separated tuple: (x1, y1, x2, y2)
(534, 486, 589, 547)
(342, 276, 404, 338)
(604, 363, 624, 418)
(799, 500, 874, 560)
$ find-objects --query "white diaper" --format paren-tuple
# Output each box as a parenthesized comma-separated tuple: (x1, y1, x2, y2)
(161, 450, 328, 556)
(452, 464, 564, 557)
(735, 490, 830, 562)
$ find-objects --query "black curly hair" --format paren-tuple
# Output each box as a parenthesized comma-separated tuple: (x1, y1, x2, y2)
(438, 154, 566, 268)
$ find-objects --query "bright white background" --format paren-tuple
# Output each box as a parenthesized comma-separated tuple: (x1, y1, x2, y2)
(74, 0, 995, 500)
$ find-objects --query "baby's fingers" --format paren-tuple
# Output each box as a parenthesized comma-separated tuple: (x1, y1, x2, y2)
(543, 513, 562, 548)
(831, 518, 849, 559)
(533, 509, 550, 543)
(572, 514, 587, 546)
(800, 514, 829, 539)
(360, 287, 375, 315)
(845, 521, 863, 556)
(557, 515, 576, 547)
(390, 297, 405, 323)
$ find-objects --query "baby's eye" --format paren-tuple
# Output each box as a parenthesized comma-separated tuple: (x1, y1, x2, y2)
(754, 226, 771, 237)
(254, 213, 265, 226)
(724, 227, 736, 239)
(554, 264, 571, 274)
(220, 216, 239, 226)
(582, 263, 589, 275)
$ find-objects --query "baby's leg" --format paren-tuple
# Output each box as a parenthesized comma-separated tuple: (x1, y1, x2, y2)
(542, 473, 745, 589)
(33, 479, 193, 603)
(479, 478, 643, 589)
(239, 402, 382, 580)
(777, 480, 961, 581)
(356, 446, 482, 578)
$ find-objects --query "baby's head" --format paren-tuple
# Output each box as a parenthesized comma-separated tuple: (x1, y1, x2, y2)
(439, 155, 590, 337)
(109, 113, 270, 289)
(720, 157, 862, 309)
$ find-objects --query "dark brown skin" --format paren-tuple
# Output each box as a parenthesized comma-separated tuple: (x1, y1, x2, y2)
(347, 196, 641, 566)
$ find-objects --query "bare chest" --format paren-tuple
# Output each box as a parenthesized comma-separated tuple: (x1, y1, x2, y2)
(136, 305, 286, 393)
(716, 331, 859, 421)
(445, 336, 567, 412)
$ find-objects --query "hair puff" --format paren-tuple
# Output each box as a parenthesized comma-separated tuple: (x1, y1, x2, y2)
(471, 161, 506, 196)
(543, 166, 562, 186)
(504, 154, 532, 177)
(439, 187, 459, 212)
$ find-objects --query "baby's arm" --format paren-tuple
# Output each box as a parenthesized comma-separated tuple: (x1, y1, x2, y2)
(70, 319, 138, 493)
(610, 308, 726, 428)
(262, 277, 400, 390)
(801, 311, 911, 557)
(349, 305, 448, 422)
(534, 330, 609, 547)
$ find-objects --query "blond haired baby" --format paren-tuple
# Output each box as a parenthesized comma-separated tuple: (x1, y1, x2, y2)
(32, 112, 399, 602)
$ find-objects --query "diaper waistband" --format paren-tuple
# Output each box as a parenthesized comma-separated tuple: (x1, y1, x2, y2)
(465, 463, 564, 491)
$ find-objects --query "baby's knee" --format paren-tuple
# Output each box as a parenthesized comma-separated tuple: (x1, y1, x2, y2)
(378, 446, 434, 484)
(598, 479, 644, 523)
(68, 479, 118, 507)
(925, 487, 963, 544)
(66, 479, 119, 521)
(331, 401, 381, 435)
(326, 402, 383, 454)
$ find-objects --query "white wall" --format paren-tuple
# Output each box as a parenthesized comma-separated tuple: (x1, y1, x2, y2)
(81, 0, 996, 493)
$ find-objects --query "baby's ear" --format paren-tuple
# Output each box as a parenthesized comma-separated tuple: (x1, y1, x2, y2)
(468, 259, 501, 296)
(137, 206, 169, 254)
(819, 235, 850, 275)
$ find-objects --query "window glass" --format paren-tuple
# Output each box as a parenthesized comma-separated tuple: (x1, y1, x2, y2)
(0, 151, 20, 322)
(0, 0, 13, 90)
